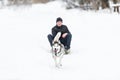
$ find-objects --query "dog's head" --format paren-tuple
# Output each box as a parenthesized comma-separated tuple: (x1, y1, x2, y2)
(52, 41, 62, 55)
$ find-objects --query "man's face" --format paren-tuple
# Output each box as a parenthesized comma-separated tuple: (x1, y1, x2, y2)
(56, 21, 62, 27)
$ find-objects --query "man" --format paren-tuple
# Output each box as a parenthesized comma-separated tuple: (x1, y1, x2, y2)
(47, 17, 72, 52)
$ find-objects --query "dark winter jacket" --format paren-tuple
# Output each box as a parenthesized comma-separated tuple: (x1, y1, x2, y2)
(52, 25, 70, 38)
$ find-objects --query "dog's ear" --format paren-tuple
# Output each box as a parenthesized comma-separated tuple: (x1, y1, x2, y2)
(59, 43, 63, 48)
(54, 41, 58, 44)
(52, 41, 58, 46)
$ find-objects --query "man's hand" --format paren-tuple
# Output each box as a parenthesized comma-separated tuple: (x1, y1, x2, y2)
(62, 33, 68, 38)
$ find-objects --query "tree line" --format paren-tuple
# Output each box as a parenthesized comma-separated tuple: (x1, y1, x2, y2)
(64, 0, 120, 10)
(0, 0, 120, 12)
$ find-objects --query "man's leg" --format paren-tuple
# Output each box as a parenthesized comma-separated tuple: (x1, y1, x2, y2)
(47, 34, 54, 46)
(59, 38, 65, 46)
(65, 33, 72, 49)
(60, 33, 72, 50)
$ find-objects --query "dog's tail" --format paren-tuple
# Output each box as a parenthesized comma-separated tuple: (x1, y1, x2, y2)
(53, 32, 61, 42)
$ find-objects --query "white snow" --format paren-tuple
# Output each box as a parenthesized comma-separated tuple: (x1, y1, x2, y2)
(0, 1, 120, 80)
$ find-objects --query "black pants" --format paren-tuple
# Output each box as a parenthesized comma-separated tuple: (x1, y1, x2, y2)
(47, 33, 72, 49)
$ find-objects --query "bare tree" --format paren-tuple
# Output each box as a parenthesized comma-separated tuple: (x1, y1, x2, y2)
(64, 0, 110, 10)
(7, 0, 32, 6)
(0, 0, 4, 8)
(32, 0, 49, 3)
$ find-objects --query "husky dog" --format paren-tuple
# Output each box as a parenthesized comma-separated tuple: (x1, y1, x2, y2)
(52, 32, 65, 68)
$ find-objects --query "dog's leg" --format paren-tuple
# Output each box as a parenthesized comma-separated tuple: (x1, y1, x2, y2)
(56, 55, 63, 68)
(56, 57, 59, 68)
(52, 54, 57, 67)
(52, 53, 60, 68)
(58, 58, 62, 67)
(59, 54, 64, 67)
(54, 57, 58, 67)
(54, 57, 61, 68)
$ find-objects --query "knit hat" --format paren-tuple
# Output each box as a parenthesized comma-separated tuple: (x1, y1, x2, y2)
(56, 17, 63, 23)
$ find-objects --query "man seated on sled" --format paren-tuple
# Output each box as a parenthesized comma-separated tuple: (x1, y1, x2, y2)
(47, 17, 72, 53)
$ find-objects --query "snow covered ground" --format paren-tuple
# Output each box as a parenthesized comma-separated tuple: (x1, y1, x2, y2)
(0, 1, 120, 80)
